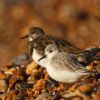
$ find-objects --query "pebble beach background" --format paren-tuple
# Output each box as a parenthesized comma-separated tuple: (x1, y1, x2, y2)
(0, 0, 100, 67)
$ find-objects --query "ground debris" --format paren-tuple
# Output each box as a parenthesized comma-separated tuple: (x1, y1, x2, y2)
(0, 56, 99, 100)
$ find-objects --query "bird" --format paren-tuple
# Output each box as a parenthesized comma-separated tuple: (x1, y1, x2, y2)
(38, 43, 98, 83)
(20, 27, 100, 67)
(20, 27, 80, 67)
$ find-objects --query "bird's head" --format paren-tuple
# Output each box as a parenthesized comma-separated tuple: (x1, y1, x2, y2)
(20, 27, 45, 41)
(45, 43, 60, 59)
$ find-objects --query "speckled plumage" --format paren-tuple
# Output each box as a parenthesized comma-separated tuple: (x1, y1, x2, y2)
(43, 44, 94, 83)
(21, 27, 100, 67)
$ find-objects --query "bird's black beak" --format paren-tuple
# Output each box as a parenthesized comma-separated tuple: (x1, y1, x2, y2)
(38, 55, 47, 62)
(20, 34, 29, 39)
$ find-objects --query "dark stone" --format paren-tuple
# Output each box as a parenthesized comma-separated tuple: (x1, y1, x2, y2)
(11, 53, 29, 66)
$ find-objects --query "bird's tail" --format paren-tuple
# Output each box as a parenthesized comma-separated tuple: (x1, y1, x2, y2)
(77, 47, 100, 66)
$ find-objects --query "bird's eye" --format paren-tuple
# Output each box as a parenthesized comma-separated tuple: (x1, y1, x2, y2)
(49, 50, 52, 53)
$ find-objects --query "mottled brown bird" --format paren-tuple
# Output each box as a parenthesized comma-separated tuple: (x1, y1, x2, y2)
(20, 27, 100, 67)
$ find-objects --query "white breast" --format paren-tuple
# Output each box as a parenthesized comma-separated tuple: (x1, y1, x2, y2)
(46, 59, 87, 83)
(32, 49, 47, 67)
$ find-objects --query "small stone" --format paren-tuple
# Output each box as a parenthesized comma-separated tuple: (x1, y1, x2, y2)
(25, 97, 34, 100)
(1, 90, 17, 100)
(27, 69, 40, 83)
(15, 94, 25, 100)
(70, 96, 83, 100)
(52, 93, 62, 100)
(0, 78, 8, 93)
(77, 84, 93, 95)
(95, 64, 100, 72)
(33, 79, 45, 91)
(26, 88, 33, 97)
(8, 69, 25, 90)
(26, 61, 38, 75)
(15, 82, 32, 93)
(86, 66, 96, 71)
(45, 79, 53, 88)
(5, 67, 18, 75)
(11, 53, 29, 67)
(92, 93, 100, 100)
(0, 70, 7, 79)
(68, 84, 80, 92)
(36, 93, 52, 100)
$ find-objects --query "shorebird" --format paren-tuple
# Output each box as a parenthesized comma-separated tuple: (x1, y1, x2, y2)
(20, 27, 100, 67)
(38, 44, 98, 83)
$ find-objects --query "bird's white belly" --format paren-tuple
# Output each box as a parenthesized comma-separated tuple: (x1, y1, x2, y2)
(32, 49, 47, 67)
(46, 63, 85, 83)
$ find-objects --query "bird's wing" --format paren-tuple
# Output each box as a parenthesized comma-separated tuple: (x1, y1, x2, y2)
(28, 42, 34, 56)
(29, 35, 83, 55)
(52, 52, 88, 73)
(50, 36, 80, 51)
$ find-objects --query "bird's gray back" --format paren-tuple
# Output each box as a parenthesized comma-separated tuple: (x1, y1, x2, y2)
(51, 52, 88, 73)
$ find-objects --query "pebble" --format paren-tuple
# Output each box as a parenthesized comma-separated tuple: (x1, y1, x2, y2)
(36, 93, 52, 100)
(95, 63, 100, 72)
(15, 82, 32, 93)
(0, 78, 8, 93)
(77, 84, 93, 95)
(0, 70, 7, 79)
(52, 93, 63, 100)
(1, 90, 17, 100)
(92, 93, 100, 100)
(26, 61, 38, 75)
(11, 53, 30, 66)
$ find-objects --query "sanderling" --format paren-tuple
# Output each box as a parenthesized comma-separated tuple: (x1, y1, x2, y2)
(38, 43, 98, 83)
